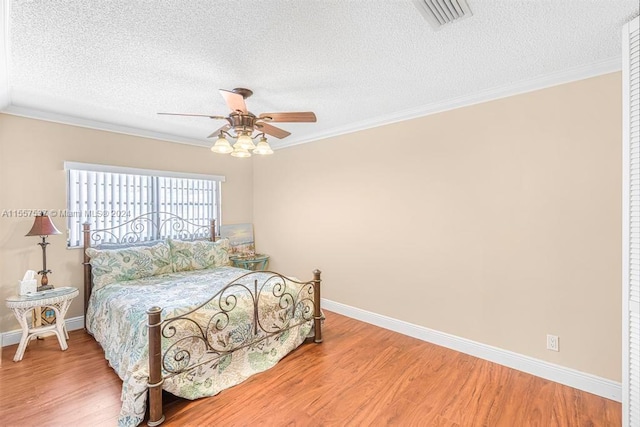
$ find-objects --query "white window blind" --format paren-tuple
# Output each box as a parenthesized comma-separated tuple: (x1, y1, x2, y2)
(623, 15, 640, 427)
(65, 162, 223, 247)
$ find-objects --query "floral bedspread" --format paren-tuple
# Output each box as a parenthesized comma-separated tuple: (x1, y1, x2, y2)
(86, 266, 314, 427)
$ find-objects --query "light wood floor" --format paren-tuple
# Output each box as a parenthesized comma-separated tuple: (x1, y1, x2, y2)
(0, 311, 620, 426)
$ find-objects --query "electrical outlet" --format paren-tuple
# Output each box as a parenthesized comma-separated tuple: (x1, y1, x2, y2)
(546, 334, 559, 352)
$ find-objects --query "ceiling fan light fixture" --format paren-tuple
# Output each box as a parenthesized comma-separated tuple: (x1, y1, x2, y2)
(211, 135, 233, 154)
(231, 145, 251, 158)
(253, 137, 274, 155)
(158, 87, 317, 158)
(236, 133, 256, 150)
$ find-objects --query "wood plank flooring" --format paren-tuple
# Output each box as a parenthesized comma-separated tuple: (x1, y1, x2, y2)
(0, 311, 621, 426)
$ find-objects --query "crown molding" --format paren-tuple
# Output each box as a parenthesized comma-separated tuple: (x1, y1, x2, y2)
(0, 0, 10, 109)
(2, 104, 209, 147)
(277, 57, 622, 150)
(1, 57, 622, 150)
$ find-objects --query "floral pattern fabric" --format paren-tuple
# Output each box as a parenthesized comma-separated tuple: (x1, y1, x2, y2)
(86, 242, 173, 290)
(168, 238, 231, 272)
(86, 267, 313, 427)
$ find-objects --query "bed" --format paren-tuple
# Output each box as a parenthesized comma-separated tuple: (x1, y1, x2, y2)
(82, 213, 322, 426)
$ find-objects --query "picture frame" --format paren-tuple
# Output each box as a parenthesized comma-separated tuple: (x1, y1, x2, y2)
(220, 223, 256, 257)
(31, 306, 56, 328)
(40, 307, 56, 326)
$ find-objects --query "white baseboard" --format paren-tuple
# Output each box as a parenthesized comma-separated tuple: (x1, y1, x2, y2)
(1, 316, 85, 347)
(321, 298, 621, 402)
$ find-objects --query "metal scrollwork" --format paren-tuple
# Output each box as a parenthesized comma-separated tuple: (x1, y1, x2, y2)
(88, 212, 211, 246)
(159, 271, 316, 378)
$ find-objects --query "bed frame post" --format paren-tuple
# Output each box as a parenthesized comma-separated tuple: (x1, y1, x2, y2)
(210, 219, 216, 242)
(313, 269, 323, 343)
(147, 306, 165, 426)
(83, 222, 91, 328)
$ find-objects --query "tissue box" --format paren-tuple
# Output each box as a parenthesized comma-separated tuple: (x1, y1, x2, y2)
(19, 279, 37, 295)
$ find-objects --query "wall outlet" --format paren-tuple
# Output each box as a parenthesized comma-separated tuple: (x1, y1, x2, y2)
(546, 334, 559, 351)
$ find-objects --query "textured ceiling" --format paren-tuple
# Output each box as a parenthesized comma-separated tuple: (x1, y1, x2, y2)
(2, 0, 639, 149)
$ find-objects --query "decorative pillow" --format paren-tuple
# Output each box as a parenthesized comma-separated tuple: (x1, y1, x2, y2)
(86, 242, 173, 290)
(168, 238, 230, 272)
(96, 239, 165, 250)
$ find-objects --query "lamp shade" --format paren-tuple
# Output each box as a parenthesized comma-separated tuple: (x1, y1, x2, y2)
(231, 145, 252, 158)
(253, 137, 274, 155)
(236, 133, 256, 150)
(25, 214, 61, 237)
(211, 135, 233, 154)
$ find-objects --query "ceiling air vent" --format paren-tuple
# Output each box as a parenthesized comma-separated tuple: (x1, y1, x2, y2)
(411, 0, 473, 30)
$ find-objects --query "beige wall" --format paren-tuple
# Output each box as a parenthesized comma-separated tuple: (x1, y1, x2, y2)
(0, 114, 253, 331)
(0, 73, 622, 381)
(253, 73, 622, 381)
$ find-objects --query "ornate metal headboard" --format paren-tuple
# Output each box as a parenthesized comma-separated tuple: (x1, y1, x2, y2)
(83, 212, 216, 247)
(82, 212, 217, 321)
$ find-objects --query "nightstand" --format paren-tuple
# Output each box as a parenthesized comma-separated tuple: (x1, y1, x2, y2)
(5, 287, 79, 362)
(230, 254, 270, 271)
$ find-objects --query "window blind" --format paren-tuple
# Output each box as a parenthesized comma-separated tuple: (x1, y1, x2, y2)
(623, 15, 640, 427)
(65, 163, 223, 247)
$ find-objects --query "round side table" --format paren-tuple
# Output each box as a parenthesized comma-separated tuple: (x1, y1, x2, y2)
(5, 287, 79, 362)
(230, 254, 270, 271)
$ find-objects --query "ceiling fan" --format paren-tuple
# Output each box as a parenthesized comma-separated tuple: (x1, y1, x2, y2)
(158, 88, 317, 157)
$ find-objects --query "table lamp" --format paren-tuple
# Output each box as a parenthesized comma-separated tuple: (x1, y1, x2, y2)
(26, 212, 61, 290)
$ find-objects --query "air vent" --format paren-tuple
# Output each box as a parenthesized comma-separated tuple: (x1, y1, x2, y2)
(411, 0, 473, 30)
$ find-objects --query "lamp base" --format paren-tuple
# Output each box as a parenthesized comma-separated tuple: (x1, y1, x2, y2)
(37, 285, 53, 292)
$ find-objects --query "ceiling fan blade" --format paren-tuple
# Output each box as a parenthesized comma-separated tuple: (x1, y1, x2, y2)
(158, 112, 226, 119)
(256, 122, 291, 139)
(219, 89, 248, 113)
(258, 112, 317, 123)
(207, 124, 231, 138)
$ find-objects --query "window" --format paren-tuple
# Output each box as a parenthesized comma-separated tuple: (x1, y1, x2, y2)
(64, 162, 224, 247)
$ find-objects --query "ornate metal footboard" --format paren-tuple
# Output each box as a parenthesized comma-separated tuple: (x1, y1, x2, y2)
(146, 269, 322, 426)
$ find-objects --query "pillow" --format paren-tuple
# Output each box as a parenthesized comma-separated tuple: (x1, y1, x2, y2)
(96, 239, 165, 250)
(86, 241, 173, 290)
(168, 238, 230, 272)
